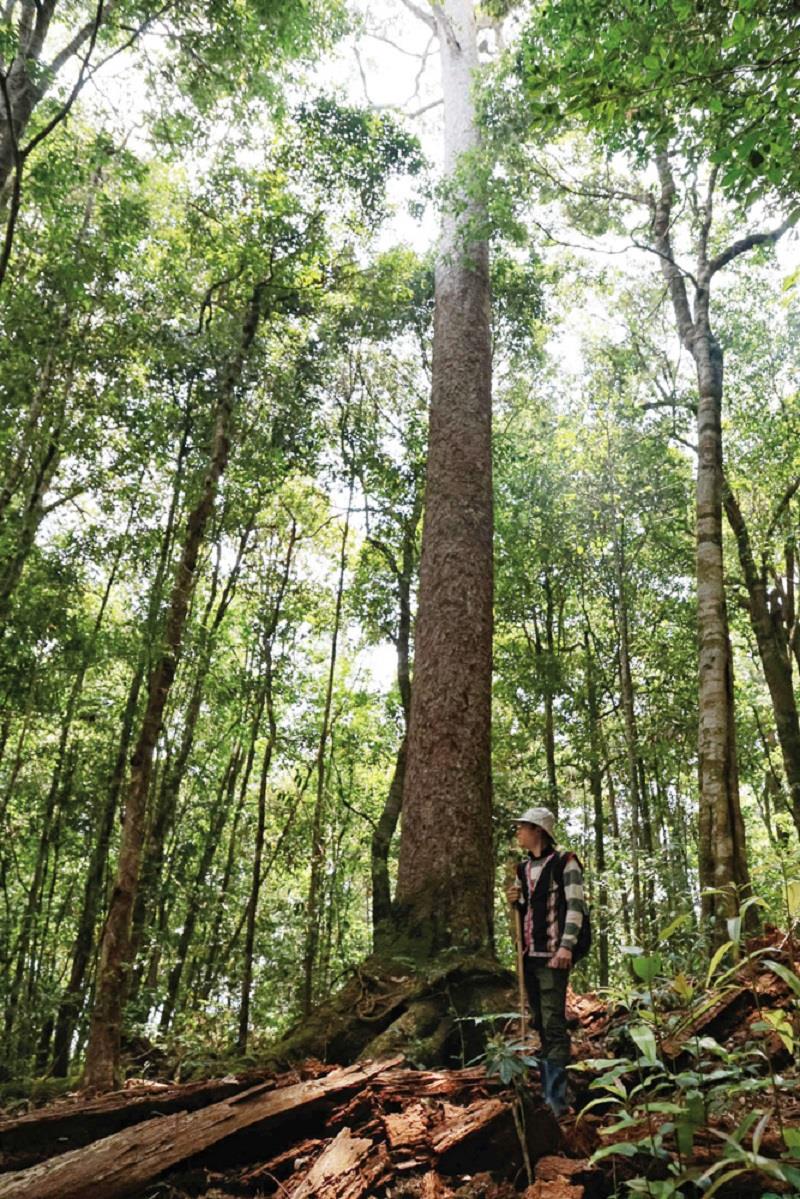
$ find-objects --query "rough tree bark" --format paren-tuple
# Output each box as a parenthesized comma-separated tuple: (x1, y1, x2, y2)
(83, 284, 266, 1090)
(393, 0, 494, 959)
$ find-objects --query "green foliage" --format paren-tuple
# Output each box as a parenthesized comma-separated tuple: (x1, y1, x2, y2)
(513, 0, 800, 204)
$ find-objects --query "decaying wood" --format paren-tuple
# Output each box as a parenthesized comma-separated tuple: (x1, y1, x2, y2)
(0, 1058, 399, 1199)
(384, 1101, 435, 1150)
(661, 985, 751, 1057)
(429, 1097, 508, 1156)
(420, 1170, 449, 1199)
(523, 1181, 584, 1199)
(0, 1070, 282, 1165)
(289, 1126, 390, 1198)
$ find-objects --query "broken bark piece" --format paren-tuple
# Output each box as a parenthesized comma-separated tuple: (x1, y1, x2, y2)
(534, 1155, 606, 1199)
(384, 1101, 436, 1150)
(536, 1156, 594, 1182)
(660, 986, 752, 1058)
(524, 1181, 584, 1199)
(373, 1066, 496, 1097)
(288, 1127, 390, 1199)
(0, 1057, 401, 1199)
(235, 1136, 322, 1185)
(430, 1098, 508, 1156)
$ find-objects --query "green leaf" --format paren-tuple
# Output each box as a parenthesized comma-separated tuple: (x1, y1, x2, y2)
(782, 1127, 800, 1153)
(632, 953, 662, 984)
(706, 940, 735, 987)
(659, 913, 691, 941)
(675, 1117, 695, 1158)
(765, 960, 800, 999)
(785, 879, 800, 918)
(630, 1024, 659, 1066)
(589, 1141, 639, 1165)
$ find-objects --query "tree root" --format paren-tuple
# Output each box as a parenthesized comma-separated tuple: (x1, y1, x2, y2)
(270, 953, 516, 1069)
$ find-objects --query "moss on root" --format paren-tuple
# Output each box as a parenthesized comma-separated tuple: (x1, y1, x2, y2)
(269, 952, 517, 1069)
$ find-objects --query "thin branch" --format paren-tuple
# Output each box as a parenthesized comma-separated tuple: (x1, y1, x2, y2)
(766, 476, 800, 541)
(364, 29, 435, 57)
(630, 237, 699, 289)
(0, 71, 23, 290)
(653, 151, 696, 346)
(709, 211, 800, 276)
(407, 96, 442, 118)
(697, 164, 719, 273)
(398, 0, 436, 33)
(46, 0, 122, 76)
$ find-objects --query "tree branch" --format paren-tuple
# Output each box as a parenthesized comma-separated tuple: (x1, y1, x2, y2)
(709, 211, 800, 276)
(46, 0, 122, 77)
(398, 0, 436, 32)
(767, 475, 800, 540)
(653, 151, 696, 348)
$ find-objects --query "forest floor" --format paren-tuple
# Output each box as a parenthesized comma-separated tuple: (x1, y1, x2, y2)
(1, 928, 799, 1199)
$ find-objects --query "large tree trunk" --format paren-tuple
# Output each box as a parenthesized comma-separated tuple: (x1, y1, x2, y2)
(393, 0, 494, 959)
(83, 285, 265, 1091)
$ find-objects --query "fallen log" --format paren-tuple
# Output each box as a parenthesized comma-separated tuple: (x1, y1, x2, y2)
(0, 1069, 288, 1169)
(0, 1057, 401, 1199)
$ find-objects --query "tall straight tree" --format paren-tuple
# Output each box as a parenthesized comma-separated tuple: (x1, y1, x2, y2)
(394, 0, 494, 956)
(83, 282, 267, 1091)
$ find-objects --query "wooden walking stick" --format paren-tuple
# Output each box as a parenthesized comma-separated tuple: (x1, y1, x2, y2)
(505, 849, 528, 1045)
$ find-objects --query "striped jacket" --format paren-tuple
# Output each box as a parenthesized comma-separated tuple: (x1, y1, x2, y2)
(515, 850, 586, 957)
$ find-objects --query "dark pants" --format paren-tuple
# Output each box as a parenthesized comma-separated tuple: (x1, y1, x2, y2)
(523, 958, 570, 1067)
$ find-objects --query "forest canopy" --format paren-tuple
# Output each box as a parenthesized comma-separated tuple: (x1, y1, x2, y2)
(1, 1, 800, 1164)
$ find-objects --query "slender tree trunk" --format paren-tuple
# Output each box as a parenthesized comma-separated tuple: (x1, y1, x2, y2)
(724, 484, 800, 840)
(302, 493, 351, 1014)
(159, 745, 241, 1033)
(0, 402, 67, 627)
(542, 575, 559, 816)
(584, 630, 609, 985)
(394, 0, 494, 958)
(238, 656, 276, 1051)
(653, 153, 750, 937)
(612, 524, 645, 942)
(196, 675, 266, 1006)
(83, 286, 265, 1091)
(131, 519, 253, 997)
(51, 660, 144, 1075)
(371, 510, 418, 943)
(238, 518, 297, 1044)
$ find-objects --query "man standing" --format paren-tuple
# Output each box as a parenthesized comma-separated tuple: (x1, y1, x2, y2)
(506, 806, 586, 1116)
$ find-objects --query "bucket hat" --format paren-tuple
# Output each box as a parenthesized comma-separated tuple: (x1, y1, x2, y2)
(513, 806, 556, 839)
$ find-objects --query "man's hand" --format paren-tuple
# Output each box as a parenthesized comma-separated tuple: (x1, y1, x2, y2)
(548, 946, 573, 969)
(506, 881, 521, 905)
